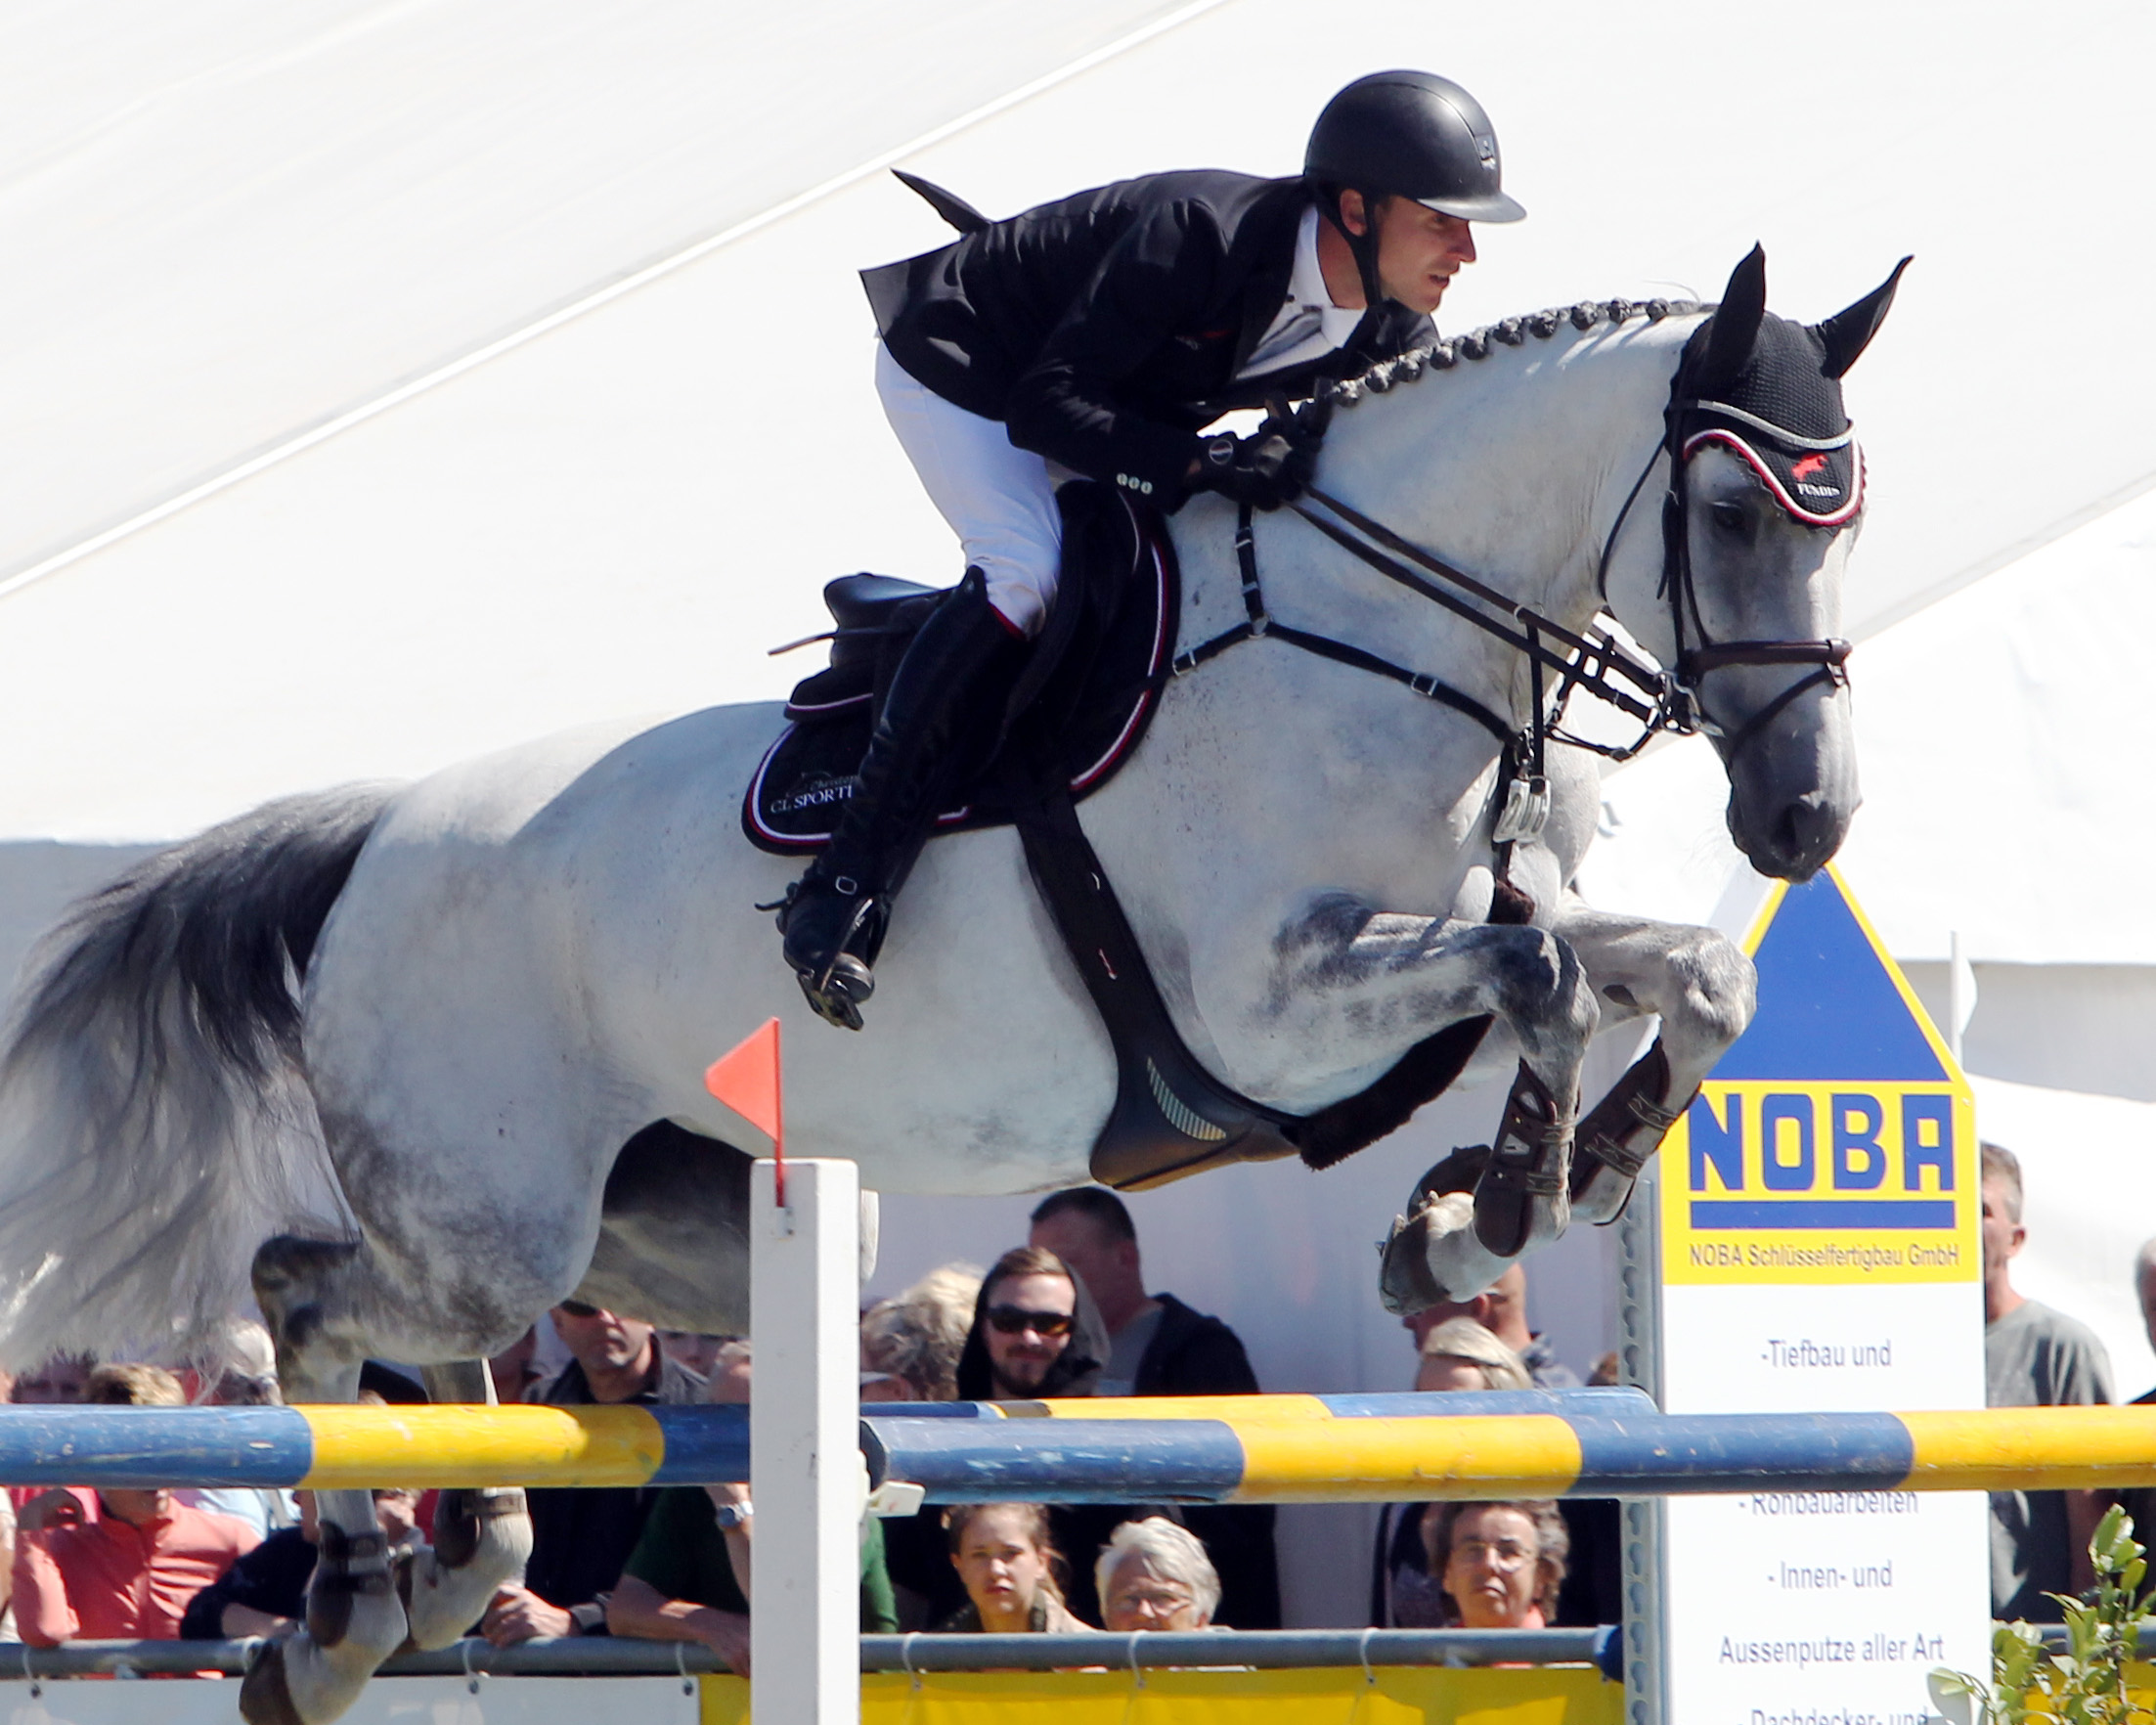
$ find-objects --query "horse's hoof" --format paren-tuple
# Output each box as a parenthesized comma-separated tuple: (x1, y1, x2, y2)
(1408, 1143, 1489, 1210)
(1380, 1155, 1500, 1310)
(1380, 1188, 1508, 1312)
(240, 1642, 306, 1725)
(242, 1615, 405, 1725)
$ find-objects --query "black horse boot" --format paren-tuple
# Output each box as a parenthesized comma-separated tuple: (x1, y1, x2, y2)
(1471, 1061, 1577, 1258)
(1568, 1039, 1690, 1225)
(776, 571, 1024, 1029)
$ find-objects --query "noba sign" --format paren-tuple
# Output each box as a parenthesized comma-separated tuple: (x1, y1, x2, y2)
(1650, 865, 1988, 1725)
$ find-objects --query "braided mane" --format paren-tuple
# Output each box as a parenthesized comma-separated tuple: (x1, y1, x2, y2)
(1318, 295, 1706, 410)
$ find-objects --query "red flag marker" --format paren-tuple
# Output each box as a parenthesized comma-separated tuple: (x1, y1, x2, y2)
(705, 1017, 784, 1205)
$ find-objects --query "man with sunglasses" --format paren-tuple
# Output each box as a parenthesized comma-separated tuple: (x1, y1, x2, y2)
(914, 1247, 1139, 1625)
(1028, 1187, 1280, 1628)
(482, 1302, 704, 1646)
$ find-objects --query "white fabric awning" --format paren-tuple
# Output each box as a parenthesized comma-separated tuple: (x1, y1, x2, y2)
(0, 0, 2150, 843)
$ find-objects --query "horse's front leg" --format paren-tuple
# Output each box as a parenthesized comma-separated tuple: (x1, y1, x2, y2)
(1547, 891, 1757, 1225)
(1254, 894, 1599, 1303)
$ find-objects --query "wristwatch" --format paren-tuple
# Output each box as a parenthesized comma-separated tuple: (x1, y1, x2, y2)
(569, 1594, 611, 1635)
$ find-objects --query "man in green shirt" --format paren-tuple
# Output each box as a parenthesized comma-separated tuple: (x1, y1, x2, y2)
(604, 1342, 898, 1672)
(607, 1485, 899, 1673)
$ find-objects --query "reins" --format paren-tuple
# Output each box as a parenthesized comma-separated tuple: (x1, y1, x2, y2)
(1163, 325, 1856, 855)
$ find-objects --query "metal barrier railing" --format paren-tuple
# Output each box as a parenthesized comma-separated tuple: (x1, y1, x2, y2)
(0, 1627, 1621, 1681)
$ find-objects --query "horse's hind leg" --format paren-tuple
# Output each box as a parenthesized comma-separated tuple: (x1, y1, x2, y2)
(402, 1361, 534, 1651)
(244, 1227, 552, 1725)
(241, 1242, 407, 1725)
(1548, 893, 1757, 1225)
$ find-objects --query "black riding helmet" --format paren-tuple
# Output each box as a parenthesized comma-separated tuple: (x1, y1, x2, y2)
(1304, 70, 1525, 307)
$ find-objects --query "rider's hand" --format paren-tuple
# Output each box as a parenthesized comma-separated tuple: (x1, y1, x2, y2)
(1191, 428, 1315, 511)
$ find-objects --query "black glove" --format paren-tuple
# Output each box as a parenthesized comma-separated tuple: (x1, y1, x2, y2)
(1193, 428, 1315, 511)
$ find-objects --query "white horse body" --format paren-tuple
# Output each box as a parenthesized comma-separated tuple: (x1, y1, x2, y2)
(0, 252, 1903, 1724)
(297, 311, 1682, 1350)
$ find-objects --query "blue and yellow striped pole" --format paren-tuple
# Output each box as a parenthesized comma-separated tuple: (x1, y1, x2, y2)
(867, 1394, 2156, 1502)
(0, 1392, 2150, 1499)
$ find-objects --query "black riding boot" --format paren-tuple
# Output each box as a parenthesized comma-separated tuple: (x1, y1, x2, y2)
(777, 572, 1025, 1029)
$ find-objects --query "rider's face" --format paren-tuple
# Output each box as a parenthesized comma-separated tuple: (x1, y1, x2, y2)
(1343, 193, 1477, 316)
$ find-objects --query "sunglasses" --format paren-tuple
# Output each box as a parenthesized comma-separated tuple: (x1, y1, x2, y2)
(555, 1301, 602, 1319)
(986, 1305, 1074, 1338)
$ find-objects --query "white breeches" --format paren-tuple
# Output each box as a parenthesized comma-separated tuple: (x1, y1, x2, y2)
(876, 342, 1063, 638)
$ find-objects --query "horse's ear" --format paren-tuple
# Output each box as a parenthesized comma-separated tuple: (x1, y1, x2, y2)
(1698, 243, 1769, 391)
(1812, 255, 1913, 378)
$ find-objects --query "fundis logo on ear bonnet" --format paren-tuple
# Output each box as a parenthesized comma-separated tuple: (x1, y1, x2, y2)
(1684, 314, 1862, 526)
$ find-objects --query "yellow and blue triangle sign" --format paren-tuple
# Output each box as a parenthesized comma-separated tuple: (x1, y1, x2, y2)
(1660, 864, 1979, 1286)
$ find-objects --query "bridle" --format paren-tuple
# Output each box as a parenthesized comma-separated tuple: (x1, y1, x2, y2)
(1166, 333, 1854, 854)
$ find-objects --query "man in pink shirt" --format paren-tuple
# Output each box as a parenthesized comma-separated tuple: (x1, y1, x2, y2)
(14, 1484, 258, 1645)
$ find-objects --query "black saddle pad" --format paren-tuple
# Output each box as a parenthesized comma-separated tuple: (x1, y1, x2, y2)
(742, 484, 1176, 854)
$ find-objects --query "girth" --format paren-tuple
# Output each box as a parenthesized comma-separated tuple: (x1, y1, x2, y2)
(1017, 785, 1531, 1191)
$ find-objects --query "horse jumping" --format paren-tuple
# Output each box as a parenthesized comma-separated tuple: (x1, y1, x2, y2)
(0, 246, 1898, 1722)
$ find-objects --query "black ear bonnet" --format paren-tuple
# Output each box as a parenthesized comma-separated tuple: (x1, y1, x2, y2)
(1677, 310, 1860, 526)
(1672, 250, 1910, 528)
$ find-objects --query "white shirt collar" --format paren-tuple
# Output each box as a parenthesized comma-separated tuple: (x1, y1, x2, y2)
(1238, 204, 1364, 378)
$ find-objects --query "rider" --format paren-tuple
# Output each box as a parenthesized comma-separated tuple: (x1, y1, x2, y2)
(777, 69, 1525, 1028)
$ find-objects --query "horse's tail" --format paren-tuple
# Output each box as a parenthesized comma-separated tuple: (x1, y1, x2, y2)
(0, 784, 397, 1370)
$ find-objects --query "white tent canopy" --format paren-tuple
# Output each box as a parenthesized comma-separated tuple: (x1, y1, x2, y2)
(0, 0, 2149, 841)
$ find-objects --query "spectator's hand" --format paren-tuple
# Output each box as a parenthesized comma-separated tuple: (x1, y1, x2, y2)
(481, 1584, 573, 1646)
(16, 1490, 81, 1533)
(701, 1612, 751, 1677)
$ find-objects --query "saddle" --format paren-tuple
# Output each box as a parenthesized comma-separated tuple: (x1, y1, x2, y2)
(744, 482, 1518, 1191)
(743, 484, 1174, 852)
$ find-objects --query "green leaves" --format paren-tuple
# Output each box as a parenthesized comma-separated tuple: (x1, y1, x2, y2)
(1924, 1505, 2154, 1725)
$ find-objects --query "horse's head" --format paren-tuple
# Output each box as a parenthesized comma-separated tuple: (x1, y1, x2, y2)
(1618, 245, 1907, 880)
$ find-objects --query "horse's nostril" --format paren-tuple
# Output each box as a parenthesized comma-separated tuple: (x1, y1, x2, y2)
(1771, 794, 1838, 877)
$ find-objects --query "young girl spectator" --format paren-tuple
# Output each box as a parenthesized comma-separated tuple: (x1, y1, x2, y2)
(942, 1504, 1088, 1633)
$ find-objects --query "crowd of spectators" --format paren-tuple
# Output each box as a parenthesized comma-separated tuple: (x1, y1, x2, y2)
(0, 1148, 2138, 1657)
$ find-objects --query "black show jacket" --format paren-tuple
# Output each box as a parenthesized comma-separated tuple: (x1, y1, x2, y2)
(861, 170, 1433, 505)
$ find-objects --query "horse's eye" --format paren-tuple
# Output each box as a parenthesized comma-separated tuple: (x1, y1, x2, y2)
(1707, 500, 1747, 535)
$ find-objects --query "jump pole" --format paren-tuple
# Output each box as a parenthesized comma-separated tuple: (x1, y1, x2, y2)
(0, 1396, 2150, 1494)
